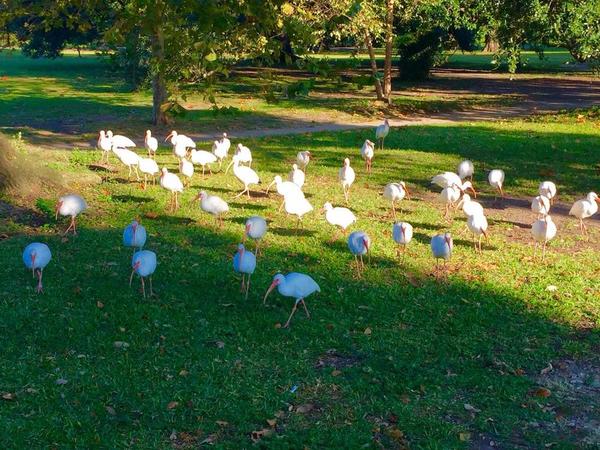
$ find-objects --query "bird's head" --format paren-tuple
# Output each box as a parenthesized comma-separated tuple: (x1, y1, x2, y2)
(244, 222, 252, 236)
(263, 274, 283, 304)
(54, 200, 63, 220)
(222, 132, 227, 138)
(194, 191, 207, 202)
(99, 130, 105, 138)
(343, 158, 350, 167)
(145, 130, 151, 138)
(106, 130, 113, 138)
(237, 143, 243, 150)
(237, 243, 245, 263)
(444, 233, 453, 252)
(321, 202, 333, 213)
(292, 163, 298, 171)
(462, 181, 477, 198)
(165, 130, 176, 142)
(589, 192, 599, 203)
(161, 167, 168, 177)
(362, 236, 370, 252)
(400, 181, 411, 200)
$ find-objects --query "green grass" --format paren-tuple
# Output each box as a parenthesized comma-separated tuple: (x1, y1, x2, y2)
(1, 108, 599, 448)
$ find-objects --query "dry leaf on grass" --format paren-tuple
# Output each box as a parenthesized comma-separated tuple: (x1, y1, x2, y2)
(105, 406, 116, 415)
(540, 363, 553, 375)
(167, 401, 179, 410)
(459, 432, 471, 442)
(2, 392, 15, 400)
(331, 369, 342, 377)
(266, 418, 277, 427)
(464, 403, 481, 413)
(215, 420, 229, 427)
(295, 403, 314, 414)
(532, 387, 551, 398)
(251, 428, 273, 442)
(364, 327, 372, 336)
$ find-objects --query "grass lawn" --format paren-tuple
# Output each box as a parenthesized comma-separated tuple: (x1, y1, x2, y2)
(1, 105, 599, 448)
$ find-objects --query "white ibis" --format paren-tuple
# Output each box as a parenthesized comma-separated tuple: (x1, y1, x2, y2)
(284, 192, 313, 229)
(348, 231, 371, 277)
(179, 158, 194, 186)
(322, 202, 356, 241)
(229, 143, 252, 168)
(432, 172, 477, 197)
(22, 242, 51, 293)
(296, 151, 311, 172)
(233, 243, 256, 300)
(439, 185, 461, 219)
(431, 233, 453, 270)
(219, 132, 231, 154)
(166, 130, 195, 159)
(159, 168, 184, 211)
(456, 194, 484, 218)
(361, 139, 375, 173)
(569, 192, 599, 236)
(112, 146, 140, 181)
(531, 215, 557, 259)
(212, 139, 228, 170)
(191, 149, 217, 176)
(539, 181, 557, 204)
(244, 216, 268, 256)
(457, 160, 474, 180)
(263, 272, 320, 328)
(488, 169, 505, 198)
(138, 157, 159, 190)
(194, 191, 229, 227)
(97, 130, 112, 163)
(288, 163, 305, 188)
(123, 219, 146, 251)
(55, 194, 87, 235)
(392, 222, 413, 257)
(339, 158, 356, 204)
(107, 130, 136, 149)
(130, 250, 156, 298)
(467, 213, 489, 253)
(383, 181, 410, 217)
(266, 175, 303, 211)
(144, 130, 158, 159)
(228, 156, 260, 198)
(532, 195, 551, 218)
(375, 118, 389, 150)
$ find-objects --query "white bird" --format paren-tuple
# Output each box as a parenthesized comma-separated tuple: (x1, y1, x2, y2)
(123, 219, 147, 252)
(144, 130, 158, 159)
(339, 158, 356, 204)
(322, 202, 356, 240)
(55, 194, 87, 235)
(432, 172, 477, 197)
(531, 215, 557, 259)
(375, 118, 390, 150)
(532, 195, 551, 218)
(431, 233, 453, 270)
(229, 156, 260, 198)
(383, 181, 410, 217)
(263, 272, 320, 328)
(230, 143, 252, 168)
(456, 194, 484, 218)
(233, 243, 256, 300)
(97, 130, 112, 164)
(488, 169, 505, 198)
(194, 191, 229, 227)
(190, 149, 217, 176)
(159, 168, 184, 211)
(392, 222, 413, 257)
(107, 130, 136, 148)
(179, 158, 194, 186)
(439, 185, 462, 219)
(347, 231, 371, 277)
(296, 151, 311, 172)
(267, 175, 304, 211)
(539, 181, 557, 204)
(288, 163, 305, 188)
(212, 139, 228, 170)
(361, 139, 375, 173)
(467, 213, 489, 253)
(112, 146, 140, 181)
(130, 250, 157, 298)
(219, 132, 231, 154)
(244, 216, 268, 255)
(22, 242, 51, 293)
(284, 192, 313, 229)
(457, 160, 474, 180)
(166, 130, 195, 159)
(138, 157, 159, 190)
(569, 192, 599, 236)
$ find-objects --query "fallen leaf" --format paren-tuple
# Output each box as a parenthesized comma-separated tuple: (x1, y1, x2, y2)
(106, 406, 116, 415)
(459, 432, 471, 442)
(540, 363, 553, 375)
(274, 410, 286, 419)
(113, 341, 129, 349)
(295, 403, 314, 414)
(464, 403, 481, 413)
(387, 427, 404, 441)
(144, 211, 158, 219)
(274, 323, 282, 329)
(179, 369, 189, 377)
(251, 428, 273, 442)
(545, 285, 558, 292)
(2, 392, 15, 400)
(216, 420, 229, 427)
(331, 369, 342, 377)
(96, 301, 104, 309)
(56, 378, 68, 385)
(167, 401, 179, 410)
(363, 327, 372, 336)
(266, 418, 277, 427)
(532, 387, 551, 398)
(200, 434, 217, 445)
(169, 430, 177, 441)
(405, 272, 421, 287)
(515, 368, 525, 376)
(215, 341, 225, 349)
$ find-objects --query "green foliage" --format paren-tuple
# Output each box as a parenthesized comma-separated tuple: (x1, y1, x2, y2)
(34, 198, 54, 220)
(397, 28, 447, 81)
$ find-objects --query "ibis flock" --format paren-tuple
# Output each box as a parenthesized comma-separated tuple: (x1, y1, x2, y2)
(22, 120, 599, 327)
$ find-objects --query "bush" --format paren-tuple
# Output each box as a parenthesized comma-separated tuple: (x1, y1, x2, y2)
(397, 28, 447, 81)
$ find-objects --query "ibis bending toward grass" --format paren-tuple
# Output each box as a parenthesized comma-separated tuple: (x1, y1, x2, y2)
(123, 219, 147, 252)
(23, 242, 51, 293)
(467, 213, 489, 253)
(431, 233, 453, 270)
(166, 130, 195, 159)
(263, 272, 320, 328)
(107, 130, 136, 149)
(375, 118, 389, 150)
(97, 130, 112, 163)
(229, 156, 260, 198)
(266, 176, 303, 211)
(532, 195, 551, 218)
(130, 250, 156, 298)
(56, 194, 87, 235)
(531, 215, 557, 259)
(432, 172, 477, 197)
(361, 139, 375, 174)
(288, 164, 305, 188)
(179, 158, 194, 186)
(457, 160, 474, 180)
(569, 192, 599, 236)
(383, 182, 410, 218)
(144, 130, 158, 159)
(296, 151, 311, 172)
(244, 216, 268, 256)
(339, 158, 356, 204)
(195, 191, 229, 227)
(160, 168, 184, 211)
(539, 181, 557, 204)
(233, 244, 256, 300)
(138, 157, 159, 190)
(456, 194, 483, 218)
(229, 144, 252, 168)
(488, 169, 505, 198)
(322, 202, 356, 241)
(112, 146, 140, 181)
(191, 149, 217, 176)
(284, 192, 313, 230)
(348, 231, 371, 277)
(439, 185, 461, 219)
(392, 222, 413, 257)
(212, 139, 229, 170)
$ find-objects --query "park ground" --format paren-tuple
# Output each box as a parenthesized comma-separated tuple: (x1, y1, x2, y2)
(0, 50, 599, 449)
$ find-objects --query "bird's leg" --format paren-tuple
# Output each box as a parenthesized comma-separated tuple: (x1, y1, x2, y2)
(499, 186, 505, 199)
(72, 217, 77, 235)
(283, 301, 299, 328)
(233, 189, 247, 199)
(247, 189, 251, 199)
(128, 165, 132, 180)
(301, 299, 310, 318)
(134, 166, 140, 181)
(209, 166, 213, 175)
(478, 235, 483, 253)
(329, 228, 340, 243)
(245, 275, 251, 300)
(149, 277, 154, 297)
(129, 270, 135, 287)
(143, 174, 147, 190)
(240, 274, 246, 292)
(354, 255, 361, 278)
(202, 166, 205, 177)
(141, 276, 146, 298)
(542, 241, 547, 261)
(279, 200, 284, 212)
(360, 254, 365, 270)
(175, 192, 179, 210)
(36, 269, 43, 294)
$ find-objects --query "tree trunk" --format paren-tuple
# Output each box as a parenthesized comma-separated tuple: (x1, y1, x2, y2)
(151, 24, 168, 126)
(382, 0, 394, 104)
(483, 34, 499, 53)
(365, 32, 384, 101)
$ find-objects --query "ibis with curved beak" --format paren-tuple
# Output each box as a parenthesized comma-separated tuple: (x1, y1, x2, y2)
(392, 222, 413, 258)
(488, 169, 505, 198)
(194, 191, 229, 227)
(361, 139, 375, 174)
(227, 155, 260, 198)
(244, 216, 267, 256)
(130, 250, 157, 298)
(383, 181, 410, 218)
(266, 175, 303, 211)
(347, 231, 371, 277)
(263, 272, 320, 328)
(431, 233, 453, 271)
(22, 242, 52, 293)
(569, 192, 599, 237)
(233, 243, 256, 300)
(55, 194, 87, 235)
(123, 219, 147, 253)
(457, 160, 474, 180)
(531, 215, 557, 260)
(375, 118, 389, 150)
(339, 158, 356, 204)
(144, 130, 158, 159)
(467, 213, 489, 253)
(296, 151, 311, 172)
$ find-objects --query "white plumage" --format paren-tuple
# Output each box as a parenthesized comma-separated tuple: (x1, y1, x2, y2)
(296, 151, 311, 171)
(339, 158, 356, 203)
(488, 169, 505, 197)
(439, 185, 461, 218)
(196, 191, 229, 226)
(230, 156, 260, 198)
(22, 242, 52, 293)
(383, 181, 410, 217)
(244, 216, 268, 255)
(284, 191, 313, 228)
(431, 233, 453, 267)
(288, 164, 305, 188)
(392, 222, 413, 256)
(263, 272, 320, 328)
(55, 194, 87, 235)
(107, 130, 136, 148)
(267, 176, 304, 210)
(569, 192, 599, 236)
(323, 202, 356, 236)
(432, 172, 463, 189)
(144, 130, 158, 158)
(212, 139, 228, 169)
(130, 250, 157, 298)
(138, 157, 159, 189)
(360, 139, 375, 173)
(532, 195, 551, 218)
(112, 146, 140, 180)
(97, 130, 112, 163)
(457, 194, 484, 218)
(467, 213, 489, 252)
(375, 119, 390, 149)
(190, 149, 217, 176)
(233, 243, 256, 299)
(179, 158, 194, 185)
(167, 130, 195, 159)
(531, 215, 557, 259)
(457, 160, 474, 180)
(232, 143, 252, 167)
(160, 168, 184, 211)
(539, 181, 557, 203)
